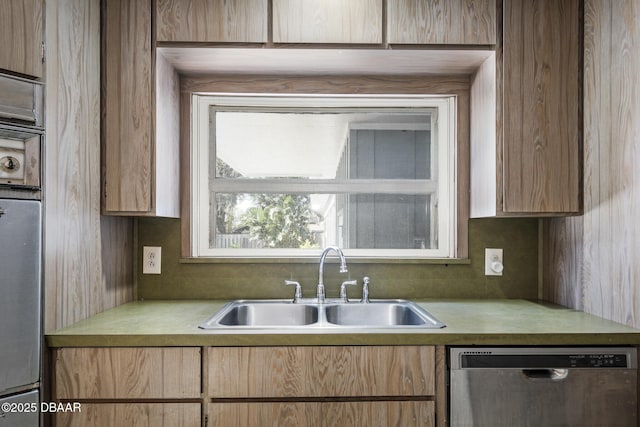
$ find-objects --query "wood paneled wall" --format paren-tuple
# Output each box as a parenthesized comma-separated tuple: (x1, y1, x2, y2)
(44, 0, 133, 332)
(544, 0, 640, 327)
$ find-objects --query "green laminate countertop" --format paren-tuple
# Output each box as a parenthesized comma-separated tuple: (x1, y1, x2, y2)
(46, 299, 640, 347)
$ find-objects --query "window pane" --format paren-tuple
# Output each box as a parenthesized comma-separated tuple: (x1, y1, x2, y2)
(346, 194, 433, 249)
(211, 192, 434, 251)
(214, 111, 432, 180)
(348, 129, 431, 179)
(212, 193, 324, 249)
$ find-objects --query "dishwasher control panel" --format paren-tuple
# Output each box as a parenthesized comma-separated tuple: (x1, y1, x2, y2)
(452, 347, 637, 369)
(459, 353, 630, 369)
(569, 353, 629, 368)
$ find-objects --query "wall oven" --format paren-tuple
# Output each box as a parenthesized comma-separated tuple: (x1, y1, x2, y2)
(0, 73, 43, 195)
(0, 72, 43, 426)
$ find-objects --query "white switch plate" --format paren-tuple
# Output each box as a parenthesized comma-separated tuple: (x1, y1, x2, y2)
(143, 246, 161, 274)
(485, 248, 503, 276)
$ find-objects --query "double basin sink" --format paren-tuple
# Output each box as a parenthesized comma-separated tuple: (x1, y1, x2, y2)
(199, 299, 445, 330)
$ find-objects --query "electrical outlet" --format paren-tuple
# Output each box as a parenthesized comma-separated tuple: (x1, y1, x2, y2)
(143, 246, 161, 274)
(485, 248, 504, 276)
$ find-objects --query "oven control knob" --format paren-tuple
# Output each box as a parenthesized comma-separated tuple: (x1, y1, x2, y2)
(0, 155, 20, 172)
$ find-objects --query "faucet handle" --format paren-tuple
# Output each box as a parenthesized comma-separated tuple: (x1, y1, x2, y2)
(361, 277, 370, 303)
(284, 280, 303, 303)
(339, 280, 358, 302)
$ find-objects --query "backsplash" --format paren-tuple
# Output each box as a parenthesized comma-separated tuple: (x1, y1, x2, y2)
(137, 217, 539, 300)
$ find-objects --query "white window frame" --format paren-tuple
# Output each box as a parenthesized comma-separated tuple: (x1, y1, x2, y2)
(191, 94, 457, 259)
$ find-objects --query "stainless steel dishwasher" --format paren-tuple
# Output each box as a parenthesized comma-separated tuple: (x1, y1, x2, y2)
(449, 347, 637, 427)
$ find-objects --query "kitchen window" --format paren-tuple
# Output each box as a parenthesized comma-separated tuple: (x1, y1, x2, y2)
(191, 94, 457, 259)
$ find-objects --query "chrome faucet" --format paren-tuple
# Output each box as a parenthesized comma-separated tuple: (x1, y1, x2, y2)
(317, 246, 348, 303)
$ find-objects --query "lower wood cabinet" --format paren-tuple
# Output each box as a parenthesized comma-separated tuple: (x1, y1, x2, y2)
(53, 347, 201, 426)
(205, 345, 442, 427)
(52, 345, 444, 426)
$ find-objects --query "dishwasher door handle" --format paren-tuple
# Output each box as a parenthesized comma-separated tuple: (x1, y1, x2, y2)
(522, 368, 569, 381)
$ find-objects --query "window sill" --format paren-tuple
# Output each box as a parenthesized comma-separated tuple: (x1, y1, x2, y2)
(179, 257, 471, 265)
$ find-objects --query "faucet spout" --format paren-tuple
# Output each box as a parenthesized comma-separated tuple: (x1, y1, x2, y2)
(317, 246, 348, 303)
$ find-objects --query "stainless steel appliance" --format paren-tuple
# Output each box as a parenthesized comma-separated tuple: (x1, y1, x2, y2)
(449, 347, 638, 427)
(0, 73, 43, 126)
(0, 199, 41, 426)
(0, 72, 43, 426)
(0, 74, 43, 195)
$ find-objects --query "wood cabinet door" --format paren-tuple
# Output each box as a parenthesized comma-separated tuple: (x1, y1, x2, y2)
(102, 0, 153, 213)
(156, 0, 267, 42)
(55, 347, 201, 399)
(502, 0, 581, 213)
(273, 0, 382, 44)
(387, 0, 496, 45)
(207, 346, 435, 398)
(207, 401, 434, 427)
(56, 403, 201, 427)
(0, 0, 43, 78)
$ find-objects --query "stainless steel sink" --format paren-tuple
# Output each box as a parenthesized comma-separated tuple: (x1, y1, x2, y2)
(199, 300, 319, 328)
(199, 299, 445, 329)
(324, 300, 445, 328)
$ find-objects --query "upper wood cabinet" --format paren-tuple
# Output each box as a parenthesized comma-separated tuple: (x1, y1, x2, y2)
(156, 0, 267, 42)
(501, 0, 581, 214)
(103, 0, 152, 214)
(387, 0, 496, 45)
(0, 0, 44, 78)
(102, 0, 180, 217)
(273, 0, 382, 44)
(106, 0, 577, 218)
(470, 0, 581, 217)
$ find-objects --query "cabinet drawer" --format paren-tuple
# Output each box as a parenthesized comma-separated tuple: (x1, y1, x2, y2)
(55, 347, 201, 399)
(207, 346, 434, 398)
(56, 403, 201, 427)
(208, 401, 434, 427)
